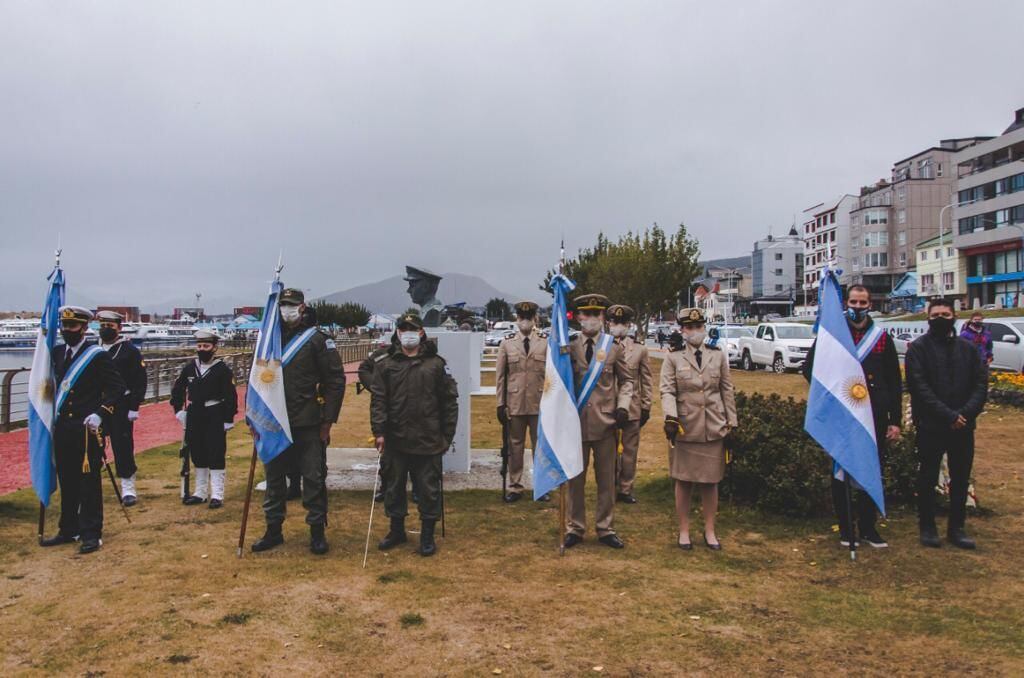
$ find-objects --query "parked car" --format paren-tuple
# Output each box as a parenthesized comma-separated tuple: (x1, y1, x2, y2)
(484, 330, 513, 347)
(708, 324, 753, 366)
(738, 322, 815, 373)
(878, 317, 1024, 373)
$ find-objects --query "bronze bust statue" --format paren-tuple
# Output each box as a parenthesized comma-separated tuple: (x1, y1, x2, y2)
(404, 266, 444, 327)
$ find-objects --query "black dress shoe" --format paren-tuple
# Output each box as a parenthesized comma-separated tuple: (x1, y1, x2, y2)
(919, 526, 941, 548)
(251, 526, 284, 552)
(616, 493, 638, 504)
(122, 495, 137, 507)
(503, 492, 522, 503)
(310, 524, 329, 555)
(79, 538, 101, 554)
(208, 498, 223, 509)
(947, 528, 976, 550)
(183, 495, 207, 506)
(563, 533, 583, 549)
(598, 534, 625, 549)
(703, 536, 722, 551)
(40, 533, 78, 547)
(677, 539, 693, 551)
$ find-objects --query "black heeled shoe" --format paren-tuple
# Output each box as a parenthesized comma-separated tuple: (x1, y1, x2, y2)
(677, 536, 692, 551)
(703, 535, 722, 551)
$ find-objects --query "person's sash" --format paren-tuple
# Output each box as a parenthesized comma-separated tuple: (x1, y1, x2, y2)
(853, 324, 885, 363)
(281, 328, 318, 366)
(55, 345, 103, 414)
(576, 333, 613, 411)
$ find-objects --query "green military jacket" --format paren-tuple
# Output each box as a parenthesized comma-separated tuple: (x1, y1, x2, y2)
(281, 325, 347, 428)
(370, 339, 459, 456)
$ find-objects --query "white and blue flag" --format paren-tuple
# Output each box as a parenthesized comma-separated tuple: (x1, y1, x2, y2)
(804, 267, 885, 514)
(532, 273, 584, 500)
(27, 266, 64, 506)
(245, 280, 292, 464)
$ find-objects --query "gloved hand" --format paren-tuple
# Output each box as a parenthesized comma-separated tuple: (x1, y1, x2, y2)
(127, 410, 140, 422)
(639, 409, 651, 427)
(175, 410, 187, 428)
(614, 408, 629, 427)
(664, 416, 681, 444)
(224, 422, 234, 432)
(84, 413, 102, 432)
(496, 406, 509, 425)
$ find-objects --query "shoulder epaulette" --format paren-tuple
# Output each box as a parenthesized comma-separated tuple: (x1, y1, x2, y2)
(373, 351, 389, 363)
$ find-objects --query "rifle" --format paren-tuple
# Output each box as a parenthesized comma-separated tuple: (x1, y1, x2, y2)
(179, 437, 191, 503)
(499, 420, 509, 500)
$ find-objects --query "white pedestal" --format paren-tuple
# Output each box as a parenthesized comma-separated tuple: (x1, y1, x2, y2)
(426, 330, 481, 473)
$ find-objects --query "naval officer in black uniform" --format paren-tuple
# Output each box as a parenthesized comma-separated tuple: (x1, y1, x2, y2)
(40, 306, 126, 554)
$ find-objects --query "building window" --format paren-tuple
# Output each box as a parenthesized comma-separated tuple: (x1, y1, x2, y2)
(774, 252, 783, 260)
(775, 284, 784, 292)
(943, 272, 954, 290)
(898, 252, 907, 266)
(879, 232, 889, 246)
(897, 187, 905, 202)
(934, 249, 941, 259)
(898, 230, 906, 245)
(830, 212, 836, 224)
(921, 273, 934, 289)
(920, 250, 927, 261)
(947, 247, 953, 258)
(897, 209, 906, 224)
(774, 268, 783, 276)
(937, 162, 943, 177)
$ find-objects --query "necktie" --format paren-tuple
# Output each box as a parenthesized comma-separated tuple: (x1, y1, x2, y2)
(695, 349, 703, 368)
(523, 337, 530, 356)
(65, 346, 74, 365)
(586, 339, 594, 364)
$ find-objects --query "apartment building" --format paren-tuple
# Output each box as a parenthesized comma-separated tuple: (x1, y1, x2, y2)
(915, 232, 966, 305)
(751, 226, 802, 316)
(801, 195, 856, 305)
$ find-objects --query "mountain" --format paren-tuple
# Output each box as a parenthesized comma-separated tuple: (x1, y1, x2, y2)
(318, 272, 525, 313)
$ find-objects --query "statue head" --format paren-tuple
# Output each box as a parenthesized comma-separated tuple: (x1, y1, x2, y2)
(404, 266, 442, 307)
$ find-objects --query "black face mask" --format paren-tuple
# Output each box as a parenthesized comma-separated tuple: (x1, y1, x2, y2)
(970, 321, 984, 331)
(60, 329, 83, 346)
(197, 350, 215, 363)
(928, 317, 955, 336)
(98, 327, 119, 342)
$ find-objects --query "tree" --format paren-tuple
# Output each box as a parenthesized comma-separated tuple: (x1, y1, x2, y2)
(540, 223, 701, 336)
(485, 297, 511, 321)
(336, 302, 371, 329)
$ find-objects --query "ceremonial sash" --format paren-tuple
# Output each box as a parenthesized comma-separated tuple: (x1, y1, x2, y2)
(55, 345, 103, 414)
(576, 333, 613, 411)
(281, 328, 317, 366)
(853, 324, 885, 363)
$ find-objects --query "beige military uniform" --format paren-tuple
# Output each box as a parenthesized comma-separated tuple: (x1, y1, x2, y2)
(567, 334, 635, 537)
(615, 336, 653, 496)
(660, 342, 738, 483)
(495, 329, 547, 494)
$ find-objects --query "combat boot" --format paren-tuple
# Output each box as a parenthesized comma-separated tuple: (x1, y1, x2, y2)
(251, 524, 284, 552)
(310, 523, 329, 555)
(378, 516, 407, 550)
(418, 519, 437, 557)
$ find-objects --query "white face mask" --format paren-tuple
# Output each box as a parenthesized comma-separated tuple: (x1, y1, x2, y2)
(608, 324, 628, 338)
(399, 331, 421, 349)
(580, 317, 604, 335)
(684, 330, 707, 347)
(517, 319, 535, 334)
(280, 306, 301, 324)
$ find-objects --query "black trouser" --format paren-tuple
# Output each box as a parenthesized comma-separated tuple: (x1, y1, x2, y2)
(185, 407, 226, 470)
(54, 422, 104, 541)
(263, 425, 328, 526)
(382, 451, 442, 521)
(916, 427, 975, 532)
(108, 405, 136, 479)
(831, 425, 886, 538)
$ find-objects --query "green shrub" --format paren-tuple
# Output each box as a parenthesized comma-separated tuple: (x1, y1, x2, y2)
(721, 392, 917, 517)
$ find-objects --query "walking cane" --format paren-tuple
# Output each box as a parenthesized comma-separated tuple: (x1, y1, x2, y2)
(237, 444, 259, 558)
(362, 452, 383, 569)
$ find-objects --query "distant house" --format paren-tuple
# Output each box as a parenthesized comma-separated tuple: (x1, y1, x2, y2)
(888, 272, 922, 312)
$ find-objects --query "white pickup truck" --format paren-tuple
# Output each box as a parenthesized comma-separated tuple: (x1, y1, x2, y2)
(738, 322, 816, 373)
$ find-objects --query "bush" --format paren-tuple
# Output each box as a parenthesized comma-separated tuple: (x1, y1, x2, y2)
(721, 392, 917, 517)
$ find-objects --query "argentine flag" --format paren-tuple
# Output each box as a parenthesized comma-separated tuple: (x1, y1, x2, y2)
(245, 280, 292, 463)
(27, 266, 64, 506)
(532, 273, 584, 500)
(804, 268, 885, 514)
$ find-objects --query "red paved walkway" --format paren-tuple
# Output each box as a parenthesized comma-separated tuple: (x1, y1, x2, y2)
(0, 363, 360, 496)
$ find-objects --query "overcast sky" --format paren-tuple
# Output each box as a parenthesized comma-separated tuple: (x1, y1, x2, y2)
(1, 1, 1021, 311)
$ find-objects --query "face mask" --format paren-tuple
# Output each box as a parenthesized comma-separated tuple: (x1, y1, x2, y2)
(685, 330, 707, 347)
(197, 349, 215, 363)
(399, 331, 421, 349)
(928, 317, 955, 336)
(970, 321, 983, 330)
(98, 327, 119, 343)
(280, 306, 301, 324)
(517, 319, 535, 333)
(609, 324, 628, 338)
(846, 308, 868, 323)
(61, 329, 83, 345)
(580, 317, 603, 335)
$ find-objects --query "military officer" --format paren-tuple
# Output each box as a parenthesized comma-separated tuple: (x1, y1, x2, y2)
(95, 310, 147, 506)
(564, 294, 635, 550)
(495, 300, 548, 502)
(171, 331, 238, 508)
(371, 314, 459, 557)
(40, 306, 126, 554)
(252, 289, 346, 555)
(660, 308, 738, 550)
(606, 305, 653, 504)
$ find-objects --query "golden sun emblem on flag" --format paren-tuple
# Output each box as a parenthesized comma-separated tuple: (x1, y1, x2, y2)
(38, 381, 54, 402)
(842, 377, 870, 407)
(542, 376, 553, 396)
(255, 359, 281, 387)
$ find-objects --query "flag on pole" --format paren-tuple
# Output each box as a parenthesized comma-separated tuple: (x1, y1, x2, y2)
(245, 279, 292, 463)
(532, 273, 584, 500)
(804, 267, 885, 514)
(27, 265, 64, 506)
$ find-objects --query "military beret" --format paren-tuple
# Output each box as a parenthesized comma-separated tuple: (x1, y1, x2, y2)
(514, 301, 539, 317)
(193, 329, 219, 343)
(397, 313, 424, 330)
(574, 293, 611, 312)
(95, 310, 124, 323)
(606, 304, 635, 323)
(280, 288, 305, 305)
(677, 307, 707, 325)
(59, 306, 93, 324)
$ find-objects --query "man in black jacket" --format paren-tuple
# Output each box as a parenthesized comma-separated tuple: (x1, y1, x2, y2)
(906, 297, 988, 549)
(96, 311, 148, 506)
(804, 285, 902, 548)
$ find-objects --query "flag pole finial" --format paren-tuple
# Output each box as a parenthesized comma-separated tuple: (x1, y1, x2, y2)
(558, 238, 565, 274)
(55, 234, 62, 268)
(274, 251, 284, 282)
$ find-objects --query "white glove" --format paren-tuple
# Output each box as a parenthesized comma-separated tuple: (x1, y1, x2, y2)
(127, 410, 140, 422)
(176, 410, 187, 428)
(224, 422, 234, 432)
(84, 413, 102, 431)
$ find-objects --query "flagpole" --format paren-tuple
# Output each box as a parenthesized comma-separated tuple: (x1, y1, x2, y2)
(558, 483, 566, 556)
(843, 475, 857, 561)
(37, 503, 45, 545)
(237, 444, 259, 557)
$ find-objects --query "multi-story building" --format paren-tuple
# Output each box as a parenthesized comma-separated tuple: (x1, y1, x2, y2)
(915, 232, 966, 305)
(801, 195, 857, 306)
(953, 106, 1024, 308)
(751, 226, 802, 317)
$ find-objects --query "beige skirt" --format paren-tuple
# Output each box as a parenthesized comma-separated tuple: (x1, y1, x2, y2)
(669, 439, 725, 484)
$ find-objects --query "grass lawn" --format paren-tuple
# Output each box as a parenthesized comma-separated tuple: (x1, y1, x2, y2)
(1, 362, 1023, 674)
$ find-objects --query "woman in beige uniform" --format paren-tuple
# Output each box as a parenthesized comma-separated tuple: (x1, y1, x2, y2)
(660, 308, 738, 550)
